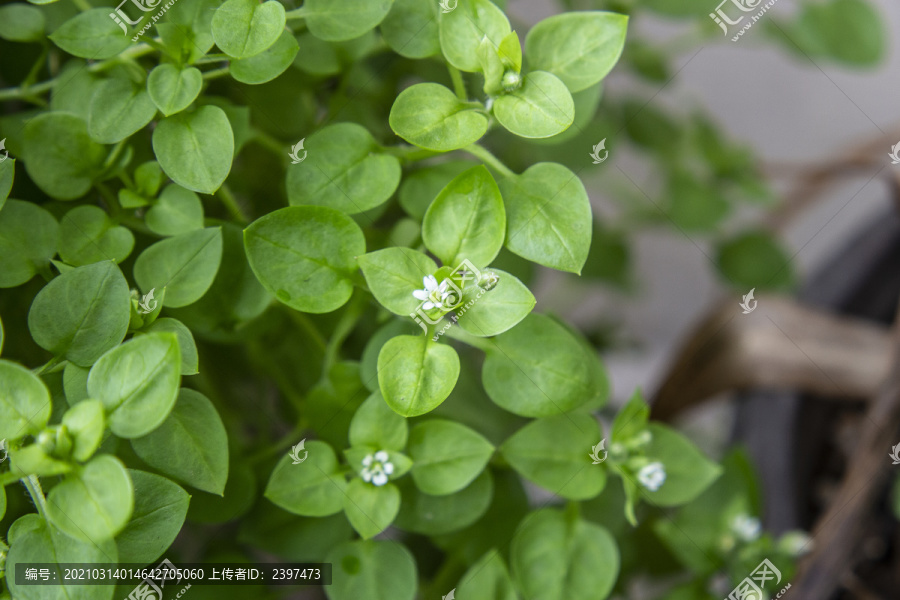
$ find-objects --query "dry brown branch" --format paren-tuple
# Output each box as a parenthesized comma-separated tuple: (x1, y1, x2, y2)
(650, 295, 891, 422)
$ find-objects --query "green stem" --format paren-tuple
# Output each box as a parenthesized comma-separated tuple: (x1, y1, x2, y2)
(284, 308, 328, 353)
(322, 291, 366, 378)
(33, 355, 66, 376)
(245, 422, 307, 465)
(96, 182, 122, 218)
(381, 145, 441, 164)
(464, 144, 516, 178)
(195, 53, 231, 64)
(253, 129, 287, 159)
(202, 66, 230, 80)
(215, 184, 249, 224)
(0, 79, 55, 102)
(22, 475, 49, 519)
(443, 325, 494, 352)
(447, 64, 468, 101)
(102, 139, 128, 172)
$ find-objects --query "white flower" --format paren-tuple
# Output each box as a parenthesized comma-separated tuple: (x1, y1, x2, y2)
(637, 461, 666, 491)
(412, 275, 452, 310)
(361, 450, 394, 487)
(731, 513, 762, 542)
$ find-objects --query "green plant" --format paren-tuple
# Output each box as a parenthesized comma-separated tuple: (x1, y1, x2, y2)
(0, 0, 884, 598)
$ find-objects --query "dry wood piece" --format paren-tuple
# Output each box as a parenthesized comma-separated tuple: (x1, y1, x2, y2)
(650, 295, 891, 422)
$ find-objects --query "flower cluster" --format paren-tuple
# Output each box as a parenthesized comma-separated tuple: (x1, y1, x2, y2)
(361, 450, 394, 487)
(413, 275, 457, 311)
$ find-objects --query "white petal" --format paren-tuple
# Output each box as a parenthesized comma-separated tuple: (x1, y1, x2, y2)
(412, 289, 429, 301)
(423, 301, 435, 310)
(362, 455, 373, 467)
(372, 472, 388, 486)
(383, 462, 394, 475)
(361, 470, 373, 482)
(437, 279, 450, 293)
(374, 450, 389, 462)
(423, 275, 438, 292)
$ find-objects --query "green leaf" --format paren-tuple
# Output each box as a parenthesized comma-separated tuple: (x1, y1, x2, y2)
(211, 0, 286, 59)
(499, 162, 591, 274)
(87, 332, 181, 438)
(454, 268, 535, 337)
(380, 0, 439, 58)
(501, 414, 605, 500)
(232, 29, 299, 84)
(244, 206, 365, 313)
(360, 320, 422, 391)
(9, 444, 72, 478)
(7, 513, 117, 600)
(135, 161, 163, 197)
(777, 0, 885, 66)
(58, 205, 135, 265)
(358, 247, 437, 316)
(343, 478, 400, 539)
(63, 362, 90, 404)
(482, 314, 600, 416)
(0, 4, 45, 42)
(286, 123, 401, 214)
(0, 200, 58, 287)
(510, 508, 619, 600)
(23, 112, 106, 200)
(143, 318, 199, 375)
(498, 30, 522, 72)
(457, 549, 518, 600)
(131, 388, 229, 494)
(147, 64, 203, 116)
(0, 158, 14, 209)
(27, 261, 131, 367)
(115, 470, 189, 565)
(439, 0, 510, 72)
(186, 463, 257, 524)
(493, 71, 574, 138)
(642, 423, 722, 506)
(395, 470, 493, 535)
(478, 37, 505, 95)
(524, 11, 628, 93)
(145, 184, 205, 236)
(377, 334, 460, 417)
(349, 390, 409, 451)
(389, 83, 489, 152)
(422, 165, 505, 267)
(152, 105, 235, 194)
(408, 419, 494, 495)
(265, 440, 347, 516)
(88, 78, 157, 144)
(46, 454, 134, 542)
(716, 230, 795, 291)
(304, 0, 393, 42)
(133, 227, 224, 308)
(326, 540, 417, 600)
(610, 390, 649, 444)
(0, 359, 51, 441)
(61, 398, 105, 462)
(49, 8, 131, 59)
(399, 160, 479, 219)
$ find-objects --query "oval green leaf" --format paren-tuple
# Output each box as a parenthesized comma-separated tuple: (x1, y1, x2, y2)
(455, 268, 535, 337)
(343, 478, 400, 540)
(493, 71, 575, 138)
(115, 470, 190, 565)
(389, 83, 488, 152)
(88, 78, 157, 144)
(265, 440, 347, 517)
(145, 184, 204, 236)
(59, 205, 134, 266)
(0, 200, 58, 288)
(23, 112, 106, 200)
(147, 64, 203, 117)
(439, 0, 510, 72)
(357, 247, 437, 317)
(377, 334, 460, 417)
(349, 390, 409, 451)
(211, 0, 286, 59)
(0, 359, 51, 441)
(231, 29, 299, 84)
(326, 540, 417, 600)
(244, 205, 365, 313)
(152, 105, 234, 194)
(304, 0, 393, 42)
(133, 227, 224, 308)
(408, 419, 494, 495)
(49, 8, 131, 59)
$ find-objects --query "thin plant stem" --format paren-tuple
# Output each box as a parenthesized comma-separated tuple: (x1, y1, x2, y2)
(464, 144, 516, 178)
(447, 64, 467, 101)
(22, 475, 49, 519)
(215, 184, 249, 224)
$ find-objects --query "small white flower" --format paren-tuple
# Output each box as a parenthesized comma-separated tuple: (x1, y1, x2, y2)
(360, 450, 394, 487)
(412, 275, 453, 310)
(637, 461, 666, 491)
(731, 513, 762, 542)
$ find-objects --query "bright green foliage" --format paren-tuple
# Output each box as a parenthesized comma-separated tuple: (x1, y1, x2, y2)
(286, 122, 401, 213)
(28, 261, 131, 367)
(0, 0, 832, 596)
(244, 206, 365, 313)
